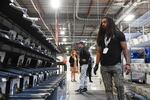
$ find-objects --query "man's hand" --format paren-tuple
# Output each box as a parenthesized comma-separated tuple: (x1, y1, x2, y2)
(94, 64, 99, 75)
(124, 64, 131, 75)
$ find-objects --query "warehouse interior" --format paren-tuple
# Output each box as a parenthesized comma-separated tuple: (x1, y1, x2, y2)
(0, 0, 150, 100)
(15, 0, 150, 52)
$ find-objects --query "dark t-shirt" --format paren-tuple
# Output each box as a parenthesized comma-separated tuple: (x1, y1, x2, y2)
(98, 31, 126, 66)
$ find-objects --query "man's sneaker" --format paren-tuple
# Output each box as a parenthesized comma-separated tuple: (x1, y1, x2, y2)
(82, 88, 87, 92)
(75, 88, 83, 93)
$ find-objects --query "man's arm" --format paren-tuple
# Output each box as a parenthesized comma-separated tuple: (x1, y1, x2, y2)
(96, 47, 101, 64)
(120, 41, 131, 74)
(94, 47, 102, 75)
(120, 41, 130, 64)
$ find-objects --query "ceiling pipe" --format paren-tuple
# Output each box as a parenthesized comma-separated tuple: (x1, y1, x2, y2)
(76, 0, 99, 21)
(86, 0, 93, 17)
(115, 0, 131, 18)
(81, 0, 94, 36)
(81, 24, 86, 36)
(103, 0, 115, 16)
(87, 0, 147, 37)
(68, 23, 71, 38)
(73, 0, 76, 43)
(115, 0, 147, 24)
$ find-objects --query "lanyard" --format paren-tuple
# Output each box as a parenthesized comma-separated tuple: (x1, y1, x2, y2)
(104, 35, 111, 47)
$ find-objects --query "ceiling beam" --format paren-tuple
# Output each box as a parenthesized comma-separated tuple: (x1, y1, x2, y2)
(114, 0, 130, 18)
(102, 0, 114, 15)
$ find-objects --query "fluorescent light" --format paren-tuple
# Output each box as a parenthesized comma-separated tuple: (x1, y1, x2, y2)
(81, 40, 86, 43)
(19, 75, 22, 78)
(50, 0, 60, 9)
(63, 38, 67, 42)
(91, 46, 96, 49)
(60, 31, 65, 35)
(63, 27, 66, 30)
(67, 51, 69, 53)
(2, 78, 7, 82)
(66, 47, 68, 50)
(10, 0, 14, 3)
(124, 14, 135, 22)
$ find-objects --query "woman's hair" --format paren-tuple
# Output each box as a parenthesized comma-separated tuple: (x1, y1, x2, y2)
(97, 16, 120, 46)
(70, 49, 76, 57)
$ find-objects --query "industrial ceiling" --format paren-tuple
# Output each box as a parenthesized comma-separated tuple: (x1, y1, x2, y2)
(16, 0, 150, 53)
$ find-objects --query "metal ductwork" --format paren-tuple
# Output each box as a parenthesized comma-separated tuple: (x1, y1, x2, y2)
(76, 0, 99, 21)
(115, 0, 148, 24)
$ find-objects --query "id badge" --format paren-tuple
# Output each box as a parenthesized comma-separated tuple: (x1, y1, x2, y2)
(103, 47, 109, 54)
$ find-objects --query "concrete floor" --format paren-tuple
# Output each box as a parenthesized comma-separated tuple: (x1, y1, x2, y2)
(66, 66, 108, 100)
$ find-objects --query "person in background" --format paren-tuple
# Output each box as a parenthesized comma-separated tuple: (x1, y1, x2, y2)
(94, 16, 131, 100)
(62, 59, 67, 72)
(69, 49, 78, 82)
(62, 54, 67, 72)
(75, 42, 90, 93)
(87, 56, 94, 82)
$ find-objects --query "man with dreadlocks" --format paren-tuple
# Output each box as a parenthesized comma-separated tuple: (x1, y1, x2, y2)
(94, 16, 131, 100)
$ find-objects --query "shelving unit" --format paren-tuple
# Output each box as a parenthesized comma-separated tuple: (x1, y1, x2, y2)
(0, 0, 66, 100)
(125, 9, 150, 100)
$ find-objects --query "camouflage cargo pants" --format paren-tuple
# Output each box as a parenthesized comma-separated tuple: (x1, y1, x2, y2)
(101, 63, 124, 100)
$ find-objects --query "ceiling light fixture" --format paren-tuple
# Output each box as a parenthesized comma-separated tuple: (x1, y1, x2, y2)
(60, 31, 65, 35)
(50, 0, 60, 9)
(63, 38, 67, 42)
(67, 51, 69, 53)
(46, 38, 53, 40)
(124, 14, 135, 22)
(63, 27, 66, 30)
